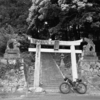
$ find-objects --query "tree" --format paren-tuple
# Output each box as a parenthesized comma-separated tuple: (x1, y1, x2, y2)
(27, 0, 100, 41)
(0, 0, 32, 54)
(0, 0, 31, 33)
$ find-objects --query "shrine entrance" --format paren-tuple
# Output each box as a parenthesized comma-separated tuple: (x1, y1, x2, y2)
(28, 37, 83, 92)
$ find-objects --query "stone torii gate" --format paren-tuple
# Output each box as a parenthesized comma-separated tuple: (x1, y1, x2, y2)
(28, 37, 83, 91)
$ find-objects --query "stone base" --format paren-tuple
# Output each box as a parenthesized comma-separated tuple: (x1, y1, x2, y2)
(82, 56, 98, 61)
(79, 59, 100, 93)
(4, 53, 20, 59)
(28, 87, 45, 93)
(0, 67, 27, 93)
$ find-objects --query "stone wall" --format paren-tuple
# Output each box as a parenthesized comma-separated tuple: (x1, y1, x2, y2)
(79, 60, 100, 89)
(0, 60, 27, 93)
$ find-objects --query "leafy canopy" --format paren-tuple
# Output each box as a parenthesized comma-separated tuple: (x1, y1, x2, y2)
(27, 0, 100, 41)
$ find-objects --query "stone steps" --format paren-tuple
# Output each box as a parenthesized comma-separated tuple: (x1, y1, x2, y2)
(41, 53, 63, 90)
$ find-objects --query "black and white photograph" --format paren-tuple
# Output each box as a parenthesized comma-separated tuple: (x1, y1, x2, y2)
(0, 0, 100, 100)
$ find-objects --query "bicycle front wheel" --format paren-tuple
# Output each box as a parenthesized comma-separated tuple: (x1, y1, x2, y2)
(59, 82, 70, 94)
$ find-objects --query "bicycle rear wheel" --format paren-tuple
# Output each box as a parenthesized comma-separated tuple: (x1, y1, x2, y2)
(76, 83, 87, 94)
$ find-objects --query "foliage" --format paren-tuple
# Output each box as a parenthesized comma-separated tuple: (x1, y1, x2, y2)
(0, 0, 32, 54)
(21, 52, 35, 66)
(0, 27, 10, 56)
(27, 0, 100, 41)
(0, 0, 31, 33)
(16, 34, 30, 52)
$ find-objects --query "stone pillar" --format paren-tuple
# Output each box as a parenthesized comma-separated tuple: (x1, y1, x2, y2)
(34, 43, 41, 88)
(17, 59, 27, 92)
(71, 45, 78, 81)
(33, 43, 44, 92)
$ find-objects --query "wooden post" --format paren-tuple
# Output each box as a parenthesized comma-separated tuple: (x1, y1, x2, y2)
(71, 45, 78, 81)
(54, 40, 59, 50)
(34, 42, 41, 88)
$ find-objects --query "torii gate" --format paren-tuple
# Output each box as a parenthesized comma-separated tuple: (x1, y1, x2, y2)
(28, 37, 83, 90)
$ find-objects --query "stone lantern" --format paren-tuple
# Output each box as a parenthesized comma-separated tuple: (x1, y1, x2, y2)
(60, 53, 65, 68)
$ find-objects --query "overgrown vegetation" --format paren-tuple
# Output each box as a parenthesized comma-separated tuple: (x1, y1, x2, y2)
(0, 0, 31, 55)
(27, 0, 100, 42)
